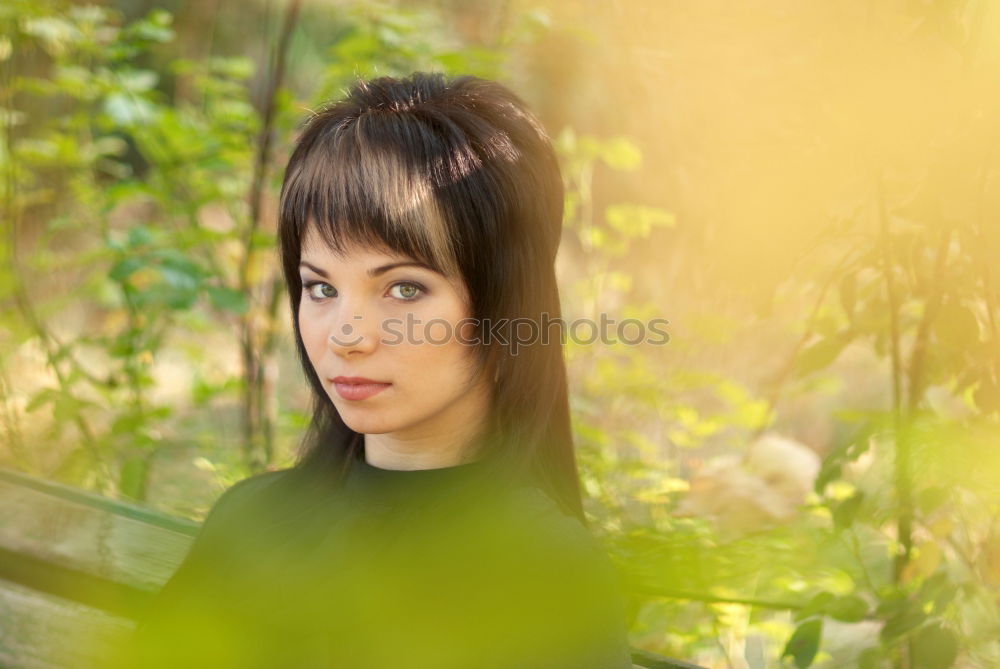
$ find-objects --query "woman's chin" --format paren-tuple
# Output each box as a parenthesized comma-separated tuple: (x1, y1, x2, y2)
(335, 410, 399, 436)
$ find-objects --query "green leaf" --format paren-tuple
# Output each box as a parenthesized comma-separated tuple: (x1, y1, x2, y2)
(127, 9, 175, 43)
(53, 65, 93, 99)
(192, 376, 239, 405)
(840, 272, 857, 320)
(110, 412, 143, 436)
(605, 204, 676, 239)
(133, 283, 198, 310)
(25, 388, 59, 413)
(916, 486, 948, 514)
(156, 251, 205, 281)
(832, 491, 864, 530)
(52, 448, 97, 487)
(880, 603, 926, 643)
(973, 374, 1000, 414)
(250, 229, 277, 249)
(794, 592, 834, 622)
(917, 572, 958, 613)
(103, 93, 157, 126)
(600, 137, 642, 171)
(109, 256, 144, 282)
(22, 17, 83, 52)
(932, 301, 980, 351)
(119, 455, 149, 500)
(827, 594, 868, 622)
(159, 265, 200, 291)
(52, 393, 93, 422)
(815, 422, 873, 492)
(857, 647, 884, 669)
(117, 69, 158, 93)
(782, 618, 822, 668)
(208, 56, 253, 80)
(206, 285, 248, 314)
(127, 225, 154, 248)
(795, 331, 853, 378)
(149, 8, 173, 26)
(104, 181, 150, 207)
(912, 623, 958, 669)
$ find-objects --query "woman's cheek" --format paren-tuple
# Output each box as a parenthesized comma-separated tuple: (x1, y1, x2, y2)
(299, 315, 324, 361)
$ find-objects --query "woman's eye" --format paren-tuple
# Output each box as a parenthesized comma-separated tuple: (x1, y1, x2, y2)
(302, 281, 423, 302)
(389, 282, 424, 301)
(303, 281, 336, 300)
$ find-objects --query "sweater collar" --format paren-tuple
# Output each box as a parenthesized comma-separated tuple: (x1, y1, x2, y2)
(343, 447, 496, 505)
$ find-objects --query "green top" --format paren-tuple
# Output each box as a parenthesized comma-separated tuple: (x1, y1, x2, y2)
(114, 450, 634, 669)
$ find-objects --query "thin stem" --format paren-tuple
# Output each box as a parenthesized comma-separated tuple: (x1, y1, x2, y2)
(905, 225, 952, 413)
(876, 170, 912, 589)
(847, 527, 879, 594)
(631, 584, 803, 612)
(238, 0, 301, 470)
(754, 245, 861, 440)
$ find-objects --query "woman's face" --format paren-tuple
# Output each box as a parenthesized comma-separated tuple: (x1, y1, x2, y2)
(297, 225, 492, 457)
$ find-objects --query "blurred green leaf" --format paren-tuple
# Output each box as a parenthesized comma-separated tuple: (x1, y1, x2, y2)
(857, 647, 884, 669)
(932, 301, 980, 351)
(879, 602, 926, 643)
(103, 93, 157, 125)
(782, 618, 822, 668)
(206, 285, 249, 314)
(840, 272, 857, 321)
(911, 623, 958, 669)
(916, 486, 948, 514)
(119, 454, 149, 500)
(973, 372, 1000, 414)
(22, 16, 83, 52)
(600, 137, 641, 171)
(605, 204, 676, 240)
(795, 331, 854, 378)
(124, 9, 175, 43)
(109, 257, 144, 282)
(827, 594, 868, 622)
(25, 387, 59, 413)
(116, 69, 158, 92)
(832, 491, 864, 531)
(795, 592, 834, 622)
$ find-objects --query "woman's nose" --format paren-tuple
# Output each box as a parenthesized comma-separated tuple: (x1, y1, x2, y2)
(327, 312, 379, 355)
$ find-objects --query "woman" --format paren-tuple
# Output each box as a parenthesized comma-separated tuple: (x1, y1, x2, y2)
(117, 71, 634, 669)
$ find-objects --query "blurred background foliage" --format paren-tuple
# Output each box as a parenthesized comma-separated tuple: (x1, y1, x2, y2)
(2, 0, 1000, 666)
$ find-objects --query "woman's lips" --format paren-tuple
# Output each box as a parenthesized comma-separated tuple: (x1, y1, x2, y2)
(331, 379, 391, 401)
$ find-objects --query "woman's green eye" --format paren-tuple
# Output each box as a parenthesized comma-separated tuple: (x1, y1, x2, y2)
(391, 282, 423, 301)
(303, 281, 423, 302)
(304, 282, 336, 300)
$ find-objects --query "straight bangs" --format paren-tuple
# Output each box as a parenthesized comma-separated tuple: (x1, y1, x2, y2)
(278, 118, 462, 282)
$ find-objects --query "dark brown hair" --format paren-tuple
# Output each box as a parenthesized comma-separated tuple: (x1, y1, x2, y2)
(277, 71, 584, 522)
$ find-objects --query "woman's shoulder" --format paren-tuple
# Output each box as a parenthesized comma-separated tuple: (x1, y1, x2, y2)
(455, 483, 624, 592)
(210, 467, 294, 511)
(180, 467, 299, 559)
(492, 484, 609, 552)
(201, 468, 293, 522)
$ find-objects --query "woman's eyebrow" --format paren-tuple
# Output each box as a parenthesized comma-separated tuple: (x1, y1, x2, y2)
(298, 260, 437, 279)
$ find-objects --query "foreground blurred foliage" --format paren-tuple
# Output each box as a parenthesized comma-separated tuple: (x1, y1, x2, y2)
(2, 1, 999, 667)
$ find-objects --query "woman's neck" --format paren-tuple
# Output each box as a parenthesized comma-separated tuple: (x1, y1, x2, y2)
(362, 420, 490, 471)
